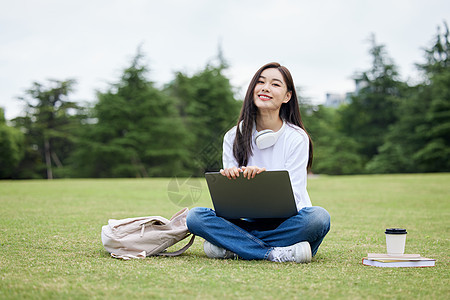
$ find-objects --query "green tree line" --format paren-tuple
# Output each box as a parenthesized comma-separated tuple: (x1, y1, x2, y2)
(1, 23, 449, 179)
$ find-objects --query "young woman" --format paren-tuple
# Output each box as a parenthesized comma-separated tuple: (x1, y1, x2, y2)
(187, 62, 330, 263)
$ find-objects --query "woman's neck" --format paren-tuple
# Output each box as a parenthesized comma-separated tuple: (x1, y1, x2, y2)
(256, 110, 283, 132)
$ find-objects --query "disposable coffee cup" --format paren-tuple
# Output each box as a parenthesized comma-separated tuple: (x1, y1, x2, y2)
(385, 228, 407, 255)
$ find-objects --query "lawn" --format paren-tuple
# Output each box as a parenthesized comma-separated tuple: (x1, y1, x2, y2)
(0, 174, 449, 299)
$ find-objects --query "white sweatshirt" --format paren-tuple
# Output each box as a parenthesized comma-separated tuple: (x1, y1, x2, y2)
(222, 122, 312, 210)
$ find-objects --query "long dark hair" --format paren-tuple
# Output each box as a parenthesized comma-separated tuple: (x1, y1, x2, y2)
(233, 62, 313, 169)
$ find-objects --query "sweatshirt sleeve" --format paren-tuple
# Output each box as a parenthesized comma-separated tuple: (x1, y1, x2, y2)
(284, 129, 312, 210)
(222, 127, 239, 169)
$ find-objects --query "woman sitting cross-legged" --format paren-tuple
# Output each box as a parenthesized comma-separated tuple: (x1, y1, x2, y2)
(187, 62, 330, 263)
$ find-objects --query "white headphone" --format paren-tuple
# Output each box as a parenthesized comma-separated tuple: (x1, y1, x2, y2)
(239, 120, 286, 150)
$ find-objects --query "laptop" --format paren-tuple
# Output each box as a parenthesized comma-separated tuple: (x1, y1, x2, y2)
(205, 170, 297, 219)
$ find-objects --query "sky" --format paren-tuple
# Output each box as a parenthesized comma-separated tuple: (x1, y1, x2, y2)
(1, 0, 449, 120)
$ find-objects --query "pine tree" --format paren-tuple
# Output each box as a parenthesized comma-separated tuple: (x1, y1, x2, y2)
(339, 35, 406, 167)
(367, 22, 450, 173)
(0, 108, 25, 178)
(72, 51, 191, 177)
(11, 79, 82, 179)
(167, 58, 241, 174)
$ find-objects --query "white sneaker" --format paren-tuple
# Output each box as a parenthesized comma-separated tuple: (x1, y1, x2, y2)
(268, 241, 312, 263)
(203, 240, 237, 259)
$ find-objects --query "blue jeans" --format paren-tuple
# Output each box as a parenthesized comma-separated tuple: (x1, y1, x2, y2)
(186, 206, 330, 260)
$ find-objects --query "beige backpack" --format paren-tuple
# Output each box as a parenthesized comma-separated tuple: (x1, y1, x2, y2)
(101, 207, 195, 260)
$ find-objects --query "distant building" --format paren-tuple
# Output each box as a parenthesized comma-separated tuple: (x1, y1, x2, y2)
(324, 78, 365, 108)
(354, 78, 367, 94)
(325, 93, 350, 108)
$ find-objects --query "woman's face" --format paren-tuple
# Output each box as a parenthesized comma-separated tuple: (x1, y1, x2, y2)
(253, 68, 292, 113)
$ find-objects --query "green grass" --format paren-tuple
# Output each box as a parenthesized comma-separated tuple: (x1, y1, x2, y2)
(0, 174, 449, 299)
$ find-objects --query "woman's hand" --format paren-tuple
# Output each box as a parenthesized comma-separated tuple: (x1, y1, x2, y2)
(241, 166, 266, 179)
(220, 167, 243, 179)
(220, 166, 266, 180)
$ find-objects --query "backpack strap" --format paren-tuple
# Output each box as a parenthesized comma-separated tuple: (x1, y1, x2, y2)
(156, 234, 196, 257)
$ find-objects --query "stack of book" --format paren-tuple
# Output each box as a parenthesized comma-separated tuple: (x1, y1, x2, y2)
(362, 253, 435, 268)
